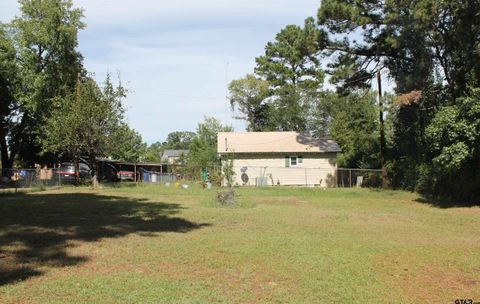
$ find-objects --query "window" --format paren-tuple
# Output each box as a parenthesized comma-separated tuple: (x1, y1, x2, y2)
(285, 155, 302, 167)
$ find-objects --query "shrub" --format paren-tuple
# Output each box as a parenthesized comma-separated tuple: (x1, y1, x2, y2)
(216, 188, 236, 205)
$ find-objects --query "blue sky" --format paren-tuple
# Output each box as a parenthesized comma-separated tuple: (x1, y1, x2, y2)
(0, 0, 321, 144)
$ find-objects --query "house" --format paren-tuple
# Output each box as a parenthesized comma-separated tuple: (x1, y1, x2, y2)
(217, 131, 341, 187)
(161, 149, 189, 164)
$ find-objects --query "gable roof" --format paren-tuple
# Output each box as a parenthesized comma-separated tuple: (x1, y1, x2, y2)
(217, 132, 341, 154)
(161, 149, 189, 160)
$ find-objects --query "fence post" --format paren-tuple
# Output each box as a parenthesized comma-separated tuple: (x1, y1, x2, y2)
(349, 169, 352, 187)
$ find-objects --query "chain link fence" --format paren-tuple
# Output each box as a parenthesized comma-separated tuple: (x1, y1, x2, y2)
(0, 167, 179, 189)
(139, 171, 177, 184)
(226, 166, 383, 188)
(336, 168, 383, 188)
(175, 165, 383, 188)
(0, 166, 382, 190)
(0, 168, 70, 190)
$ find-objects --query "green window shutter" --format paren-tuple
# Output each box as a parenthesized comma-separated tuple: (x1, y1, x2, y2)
(298, 156, 303, 164)
(285, 156, 290, 167)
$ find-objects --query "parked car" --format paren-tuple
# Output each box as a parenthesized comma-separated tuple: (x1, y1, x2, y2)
(54, 162, 91, 183)
(116, 170, 137, 181)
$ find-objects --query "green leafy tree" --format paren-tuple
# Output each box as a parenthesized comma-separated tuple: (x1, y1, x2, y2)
(305, 91, 338, 138)
(141, 132, 197, 164)
(420, 88, 480, 200)
(329, 92, 380, 168)
(7, 0, 85, 167)
(42, 74, 126, 186)
(0, 26, 18, 170)
(256, 17, 323, 91)
(316, 0, 480, 114)
(162, 131, 196, 149)
(110, 124, 147, 162)
(195, 117, 232, 149)
(228, 74, 273, 131)
(254, 17, 324, 131)
(317, 0, 480, 194)
(411, 0, 480, 99)
(186, 117, 232, 183)
(144, 142, 163, 163)
(317, 0, 435, 93)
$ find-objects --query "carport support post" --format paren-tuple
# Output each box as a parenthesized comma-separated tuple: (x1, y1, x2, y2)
(134, 163, 137, 183)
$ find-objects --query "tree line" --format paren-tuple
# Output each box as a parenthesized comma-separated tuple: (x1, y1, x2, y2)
(1, 0, 479, 200)
(228, 0, 480, 201)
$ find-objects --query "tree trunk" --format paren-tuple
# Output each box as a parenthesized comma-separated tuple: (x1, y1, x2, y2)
(0, 125, 13, 173)
(89, 152, 98, 188)
(74, 157, 80, 186)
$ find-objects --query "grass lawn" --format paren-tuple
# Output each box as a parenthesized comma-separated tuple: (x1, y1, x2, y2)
(1, 184, 479, 303)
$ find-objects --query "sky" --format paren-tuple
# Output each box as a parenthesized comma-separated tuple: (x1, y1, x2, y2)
(0, 0, 321, 144)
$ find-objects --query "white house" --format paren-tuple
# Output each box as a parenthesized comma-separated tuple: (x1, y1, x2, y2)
(217, 131, 341, 187)
(161, 149, 189, 164)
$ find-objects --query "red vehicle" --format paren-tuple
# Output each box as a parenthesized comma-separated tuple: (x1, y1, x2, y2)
(116, 170, 136, 181)
(54, 162, 91, 183)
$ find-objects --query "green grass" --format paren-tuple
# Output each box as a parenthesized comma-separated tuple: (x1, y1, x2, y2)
(1, 184, 479, 303)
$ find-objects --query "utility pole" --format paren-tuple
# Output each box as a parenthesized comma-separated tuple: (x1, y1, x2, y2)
(377, 70, 388, 188)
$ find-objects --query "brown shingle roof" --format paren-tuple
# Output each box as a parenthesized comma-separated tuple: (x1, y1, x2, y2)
(217, 132, 341, 154)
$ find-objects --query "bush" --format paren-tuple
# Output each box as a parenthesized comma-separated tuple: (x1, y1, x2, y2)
(216, 188, 236, 205)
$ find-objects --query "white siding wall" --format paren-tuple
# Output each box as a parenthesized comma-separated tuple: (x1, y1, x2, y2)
(223, 153, 337, 187)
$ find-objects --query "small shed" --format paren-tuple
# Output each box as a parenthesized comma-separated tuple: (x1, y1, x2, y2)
(217, 131, 341, 187)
